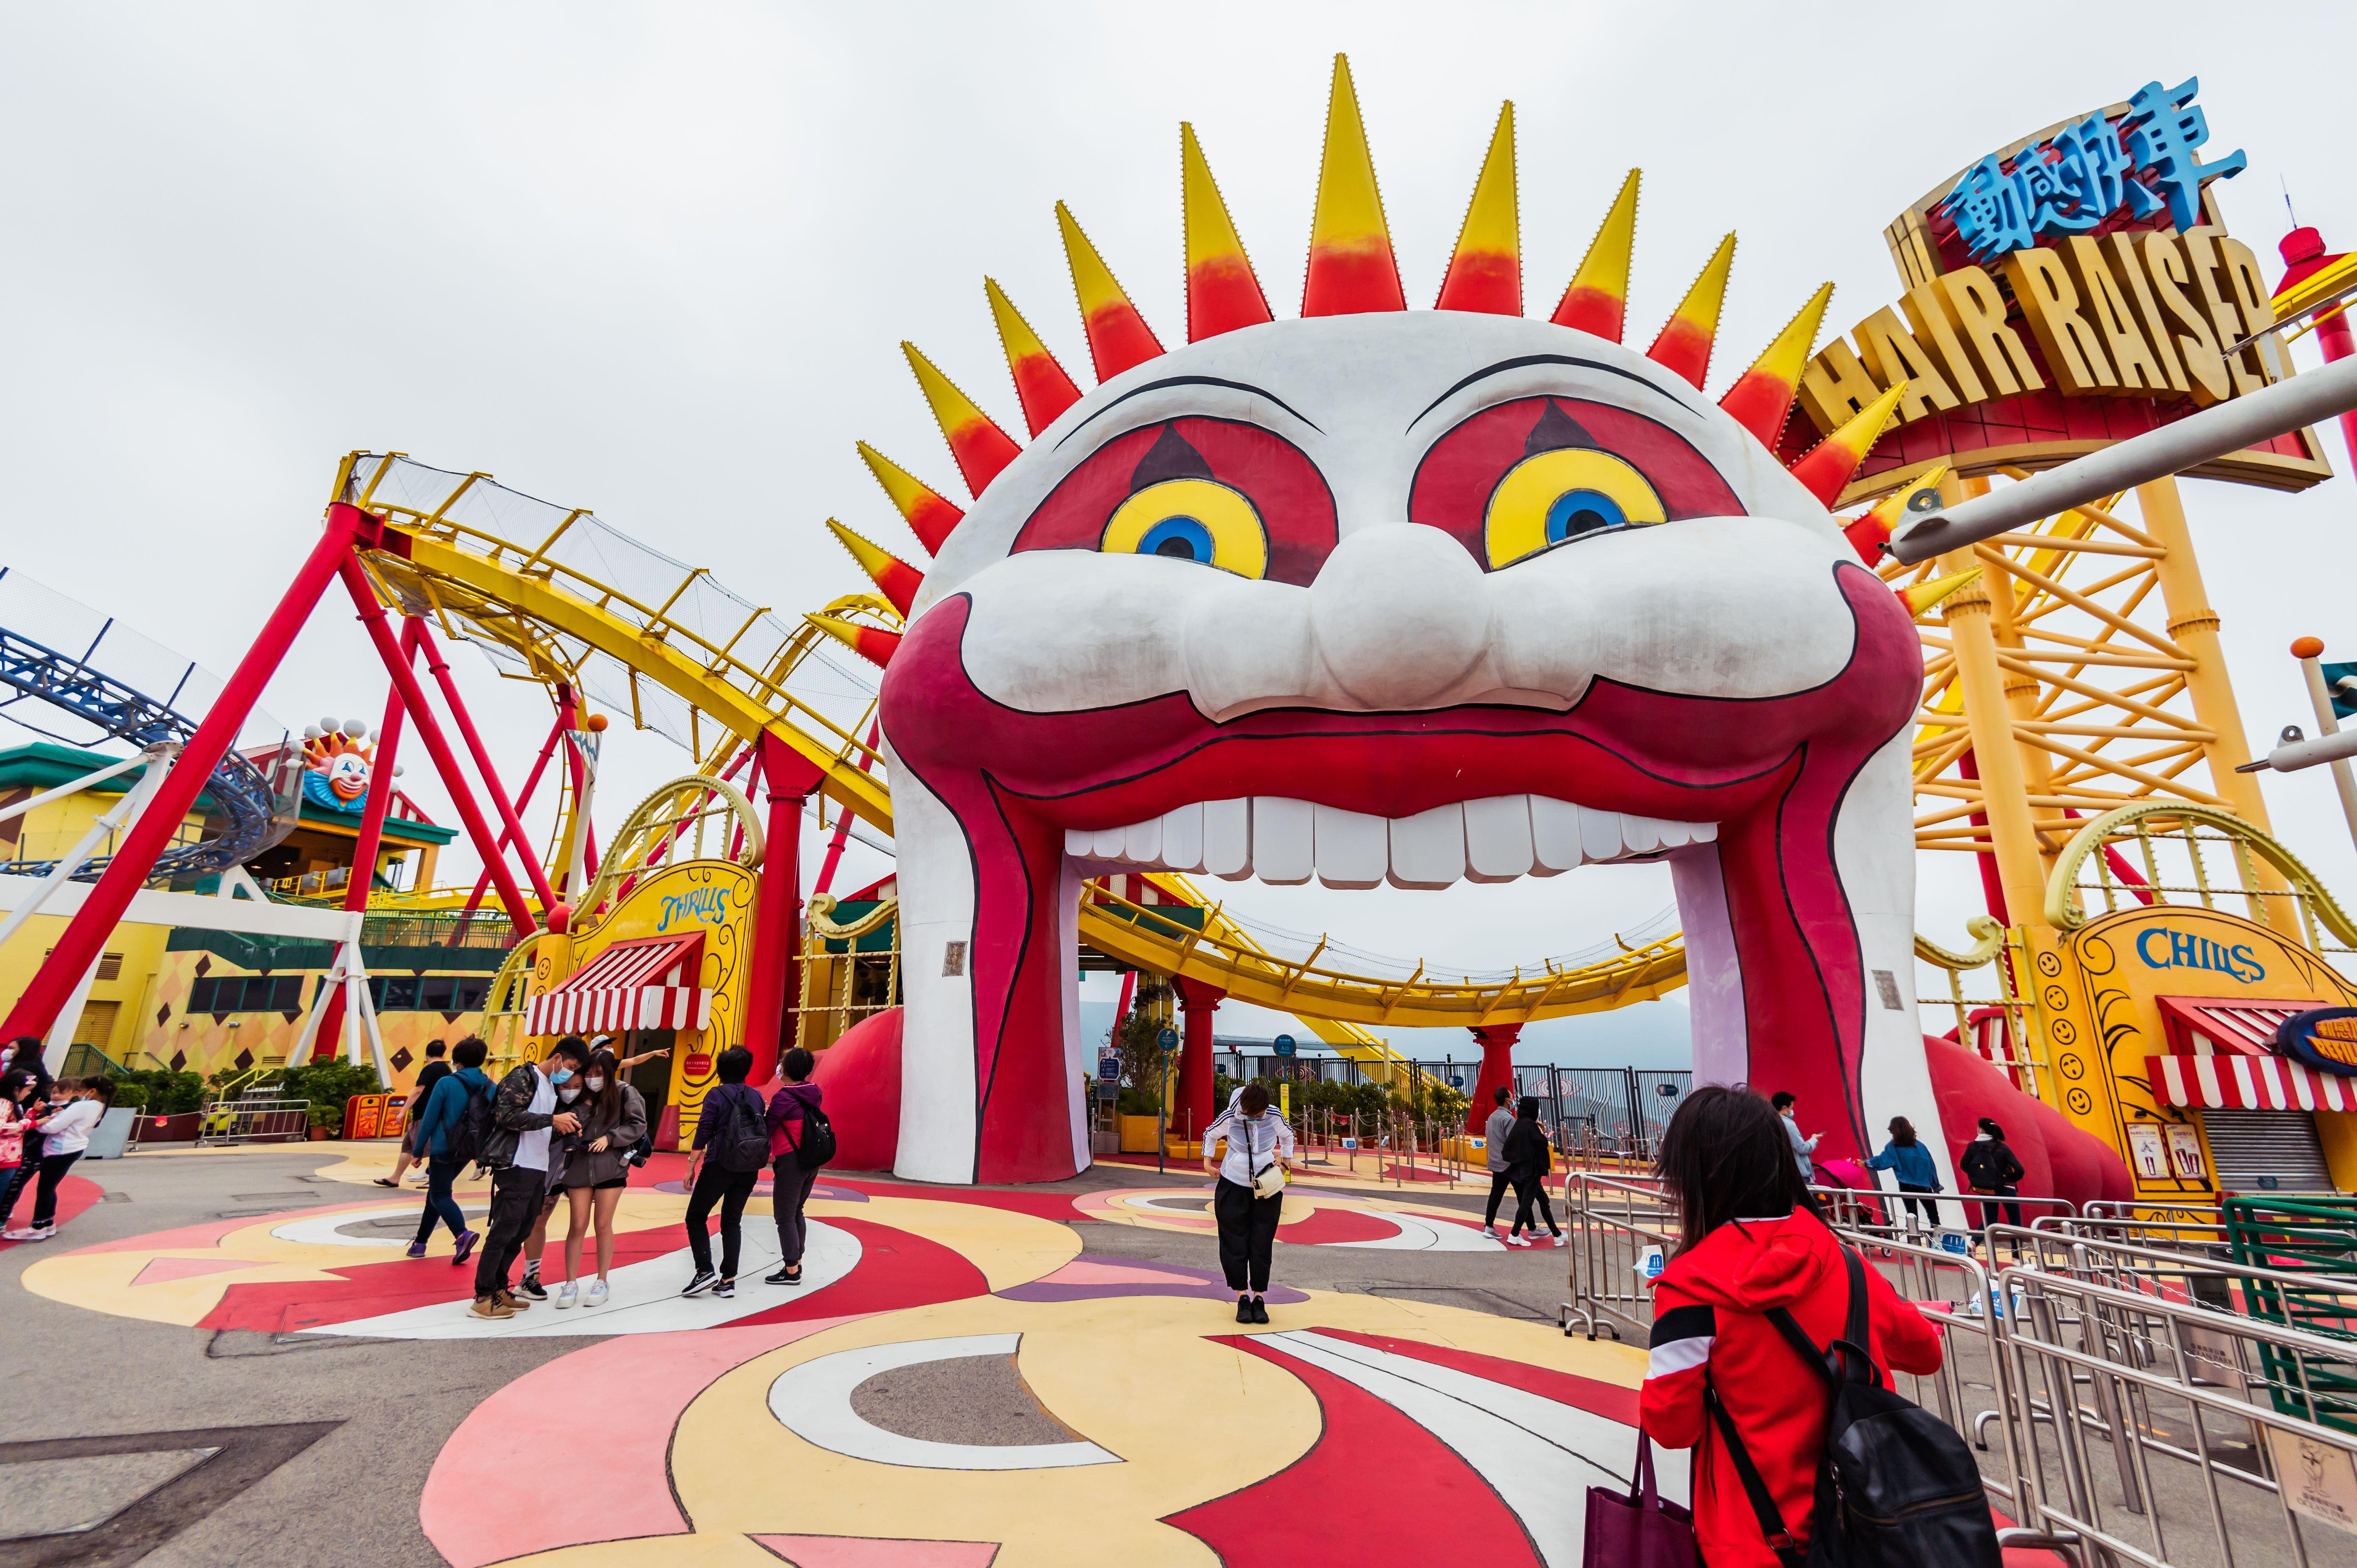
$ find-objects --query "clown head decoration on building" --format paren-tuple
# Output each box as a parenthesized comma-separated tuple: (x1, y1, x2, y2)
(301, 716, 376, 810)
(815, 58, 1935, 1185)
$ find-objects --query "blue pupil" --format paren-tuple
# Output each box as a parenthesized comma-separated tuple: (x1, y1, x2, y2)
(1544, 489, 1627, 543)
(1138, 515, 1214, 563)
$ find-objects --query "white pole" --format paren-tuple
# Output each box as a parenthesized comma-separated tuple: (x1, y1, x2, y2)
(289, 959, 339, 1065)
(0, 744, 177, 956)
(42, 955, 104, 1075)
(347, 945, 391, 1085)
(0, 753, 147, 825)
(1891, 354, 2357, 563)
(2296, 642, 2357, 855)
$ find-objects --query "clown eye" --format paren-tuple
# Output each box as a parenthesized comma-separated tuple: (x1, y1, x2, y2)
(1101, 478, 1269, 579)
(1482, 448, 1666, 569)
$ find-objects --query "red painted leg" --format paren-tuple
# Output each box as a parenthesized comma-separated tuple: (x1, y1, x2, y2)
(1466, 1023, 1521, 1134)
(1173, 978, 1224, 1141)
(741, 734, 822, 1085)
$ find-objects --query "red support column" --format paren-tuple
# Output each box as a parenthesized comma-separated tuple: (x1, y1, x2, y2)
(412, 618, 558, 914)
(1172, 977, 1224, 1141)
(740, 732, 824, 1085)
(309, 618, 417, 1062)
(454, 705, 567, 942)
(1466, 1023, 1523, 1134)
(336, 555, 537, 941)
(2279, 227, 2357, 465)
(0, 504, 368, 1043)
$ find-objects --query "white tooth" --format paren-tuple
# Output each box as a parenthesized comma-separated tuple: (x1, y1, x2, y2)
(1253, 797, 1313, 884)
(1090, 826, 1130, 861)
(1530, 797, 1584, 874)
(1579, 807, 1625, 863)
(1064, 828, 1094, 860)
(1123, 816, 1164, 866)
(1159, 803, 1205, 872)
(1387, 804, 1465, 889)
(1690, 821, 1717, 843)
(1313, 804, 1387, 889)
(1463, 796, 1535, 883)
(1204, 798, 1253, 879)
(1620, 817, 1664, 855)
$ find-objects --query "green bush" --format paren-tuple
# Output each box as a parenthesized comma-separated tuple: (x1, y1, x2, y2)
(271, 1060, 385, 1129)
(110, 1069, 205, 1115)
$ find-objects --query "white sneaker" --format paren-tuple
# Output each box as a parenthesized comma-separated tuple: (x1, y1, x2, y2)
(584, 1279, 609, 1307)
(1506, 1233, 1532, 1248)
(555, 1282, 578, 1309)
(1480, 1225, 1500, 1238)
(1, 1228, 41, 1241)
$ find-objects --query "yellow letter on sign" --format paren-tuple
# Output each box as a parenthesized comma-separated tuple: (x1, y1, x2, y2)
(2060, 238, 2172, 396)
(2141, 233, 2232, 406)
(2003, 249, 2118, 396)
(1855, 306, 1960, 423)
(1924, 266, 2042, 399)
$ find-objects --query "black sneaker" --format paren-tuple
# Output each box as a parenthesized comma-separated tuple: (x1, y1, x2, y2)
(712, 1278, 735, 1299)
(1250, 1298, 1270, 1324)
(1235, 1296, 1253, 1324)
(515, 1275, 548, 1302)
(764, 1264, 803, 1287)
(681, 1269, 717, 1298)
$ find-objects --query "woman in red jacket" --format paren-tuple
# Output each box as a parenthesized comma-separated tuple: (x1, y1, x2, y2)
(1640, 1087, 1944, 1567)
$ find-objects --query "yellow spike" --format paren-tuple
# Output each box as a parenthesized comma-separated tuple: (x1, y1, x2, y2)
(1436, 102, 1520, 314)
(1056, 201, 1164, 380)
(1718, 281, 1835, 444)
(901, 342, 1022, 497)
(1645, 232, 1737, 389)
(1181, 122, 1272, 341)
(1549, 170, 1638, 340)
(1302, 53, 1403, 315)
(1905, 565, 1983, 616)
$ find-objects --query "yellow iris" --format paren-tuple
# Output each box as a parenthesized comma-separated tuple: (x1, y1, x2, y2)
(1482, 449, 1666, 569)
(1100, 479, 1269, 579)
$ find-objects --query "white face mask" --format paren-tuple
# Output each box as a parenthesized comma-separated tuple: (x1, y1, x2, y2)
(558, 1086, 580, 1102)
(585, 1076, 605, 1091)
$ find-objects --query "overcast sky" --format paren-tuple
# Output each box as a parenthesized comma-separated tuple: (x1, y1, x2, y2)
(5, 3, 2356, 1063)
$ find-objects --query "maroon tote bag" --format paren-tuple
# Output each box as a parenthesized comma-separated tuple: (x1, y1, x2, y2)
(1584, 1426, 1697, 1568)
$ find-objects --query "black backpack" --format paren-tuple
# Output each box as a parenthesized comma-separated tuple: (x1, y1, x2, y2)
(712, 1089, 771, 1173)
(784, 1102, 836, 1171)
(445, 1078, 494, 1172)
(1709, 1243, 2001, 1568)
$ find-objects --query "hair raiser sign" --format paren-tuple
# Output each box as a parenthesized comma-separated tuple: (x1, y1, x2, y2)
(2277, 1008, 2357, 1078)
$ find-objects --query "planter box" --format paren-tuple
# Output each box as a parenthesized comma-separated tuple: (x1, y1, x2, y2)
(131, 1112, 203, 1144)
(1117, 1115, 1163, 1154)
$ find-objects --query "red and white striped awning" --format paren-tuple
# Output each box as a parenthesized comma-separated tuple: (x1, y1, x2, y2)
(2155, 995, 2317, 1057)
(2147, 1050, 2357, 1112)
(528, 933, 711, 1038)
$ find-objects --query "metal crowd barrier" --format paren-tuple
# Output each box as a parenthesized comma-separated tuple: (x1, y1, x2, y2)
(195, 1095, 310, 1146)
(1559, 1176, 2357, 1566)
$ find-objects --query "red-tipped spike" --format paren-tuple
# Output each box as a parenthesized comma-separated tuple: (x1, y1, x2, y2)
(1550, 170, 1638, 341)
(1436, 102, 1519, 315)
(1057, 201, 1165, 381)
(855, 442, 964, 556)
(984, 278, 1082, 436)
(1718, 282, 1834, 446)
(1840, 462, 1949, 562)
(824, 519, 925, 617)
(1645, 233, 1735, 390)
(808, 612, 901, 670)
(1182, 123, 1272, 341)
(1787, 382, 1908, 510)
(902, 343, 1023, 497)
(1301, 55, 1406, 317)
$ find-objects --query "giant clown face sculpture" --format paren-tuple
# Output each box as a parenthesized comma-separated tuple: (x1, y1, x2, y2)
(847, 66, 1929, 1183)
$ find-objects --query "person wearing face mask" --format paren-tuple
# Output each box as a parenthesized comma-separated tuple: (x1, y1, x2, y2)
(512, 1066, 586, 1304)
(549, 1048, 647, 1307)
(468, 1036, 588, 1321)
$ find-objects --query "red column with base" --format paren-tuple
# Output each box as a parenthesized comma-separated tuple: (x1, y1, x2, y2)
(413, 618, 558, 913)
(339, 556, 538, 941)
(1466, 1023, 1523, 1134)
(0, 504, 370, 1044)
(1172, 977, 1224, 1142)
(739, 732, 825, 1085)
(309, 618, 417, 1062)
(2280, 226, 2357, 465)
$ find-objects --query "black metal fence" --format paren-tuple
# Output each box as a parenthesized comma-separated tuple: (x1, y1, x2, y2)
(1207, 1052, 1691, 1156)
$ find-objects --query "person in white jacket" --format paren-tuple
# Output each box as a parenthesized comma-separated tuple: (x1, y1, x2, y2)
(5, 1076, 111, 1241)
(1203, 1083, 1294, 1324)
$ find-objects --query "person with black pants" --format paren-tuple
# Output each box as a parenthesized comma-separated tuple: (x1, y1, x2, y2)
(1959, 1117, 2028, 1247)
(764, 1047, 824, 1288)
(1479, 1086, 1516, 1238)
(469, 1037, 587, 1320)
(682, 1046, 766, 1300)
(0, 1038, 53, 1228)
(1502, 1096, 1564, 1247)
(2, 1076, 109, 1242)
(1205, 1083, 1293, 1323)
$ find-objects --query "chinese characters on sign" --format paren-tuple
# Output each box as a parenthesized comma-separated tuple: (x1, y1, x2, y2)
(1944, 78, 2246, 261)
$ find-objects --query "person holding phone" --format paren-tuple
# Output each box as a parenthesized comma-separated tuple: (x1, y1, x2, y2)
(1204, 1082, 1293, 1324)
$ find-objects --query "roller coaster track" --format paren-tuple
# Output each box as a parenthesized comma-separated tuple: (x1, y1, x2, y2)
(0, 569, 296, 880)
(337, 452, 1689, 1056)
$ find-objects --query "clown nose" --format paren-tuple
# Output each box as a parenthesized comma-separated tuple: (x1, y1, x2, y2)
(1309, 524, 1489, 709)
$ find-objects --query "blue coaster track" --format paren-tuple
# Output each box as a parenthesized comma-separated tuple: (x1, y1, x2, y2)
(0, 571, 296, 881)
